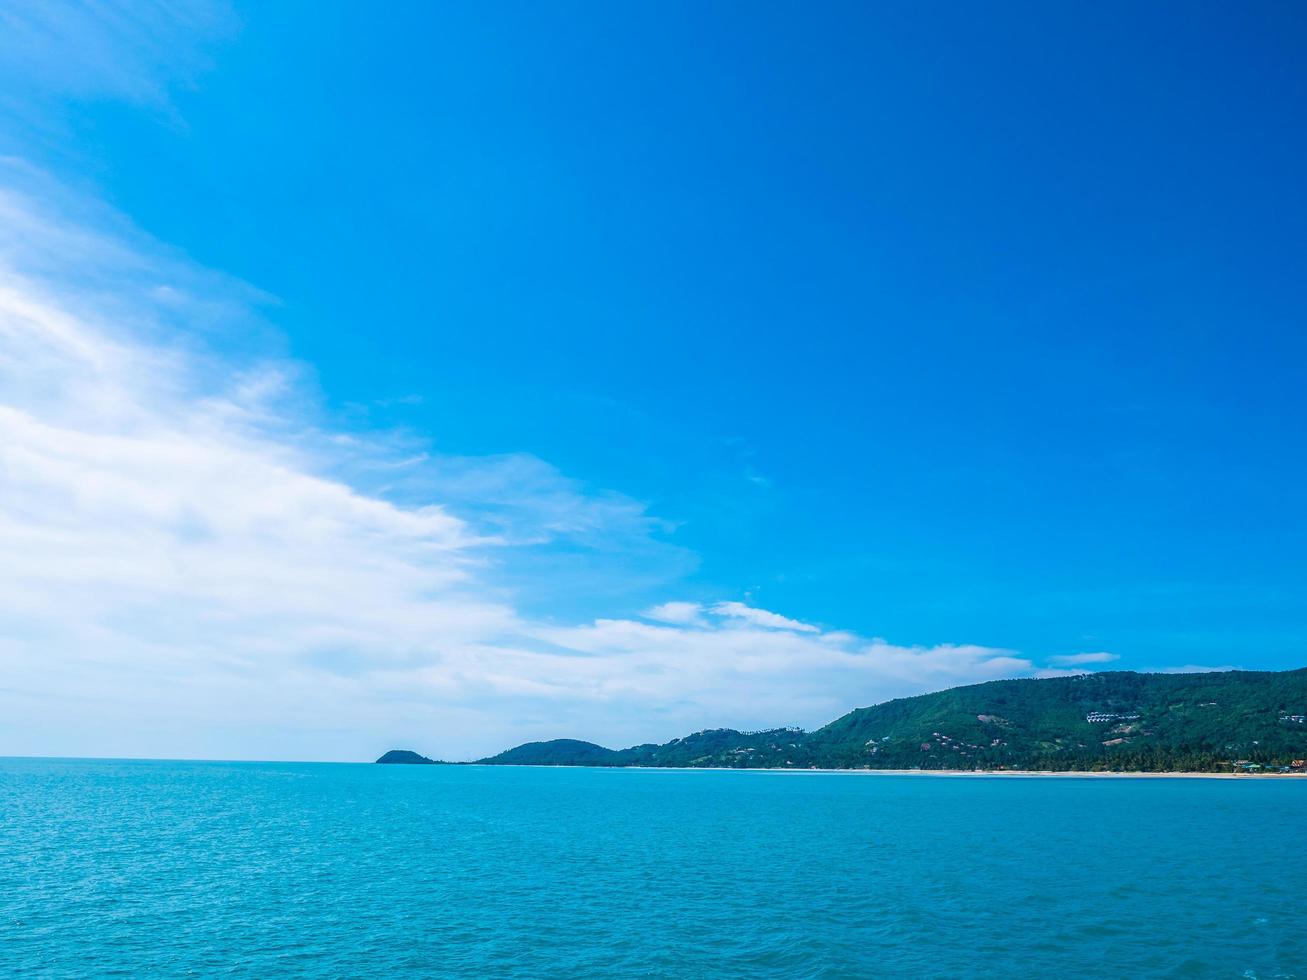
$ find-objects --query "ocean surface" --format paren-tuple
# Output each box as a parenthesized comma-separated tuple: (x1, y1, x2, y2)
(2, 759, 1304, 978)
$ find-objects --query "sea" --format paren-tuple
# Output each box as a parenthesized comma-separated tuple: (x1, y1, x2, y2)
(2, 758, 1304, 978)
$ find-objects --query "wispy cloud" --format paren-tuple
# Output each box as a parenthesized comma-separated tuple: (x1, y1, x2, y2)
(643, 602, 709, 626)
(0, 1, 236, 109)
(642, 601, 821, 633)
(709, 601, 820, 633)
(1046, 652, 1120, 667)
(0, 171, 1051, 760)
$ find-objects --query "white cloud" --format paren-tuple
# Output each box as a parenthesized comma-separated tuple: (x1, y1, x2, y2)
(0, 173, 1045, 761)
(529, 619, 1031, 738)
(643, 602, 708, 626)
(1046, 652, 1120, 667)
(709, 601, 819, 633)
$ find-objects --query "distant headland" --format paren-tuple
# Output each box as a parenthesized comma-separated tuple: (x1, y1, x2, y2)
(375, 749, 441, 765)
(379, 668, 1307, 773)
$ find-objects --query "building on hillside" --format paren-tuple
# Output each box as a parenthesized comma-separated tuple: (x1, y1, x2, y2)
(1086, 712, 1141, 723)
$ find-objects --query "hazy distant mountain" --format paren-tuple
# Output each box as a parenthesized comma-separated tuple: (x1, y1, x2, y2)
(474, 669, 1307, 772)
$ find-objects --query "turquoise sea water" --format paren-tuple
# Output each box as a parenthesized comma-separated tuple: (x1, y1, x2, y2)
(2, 759, 1304, 978)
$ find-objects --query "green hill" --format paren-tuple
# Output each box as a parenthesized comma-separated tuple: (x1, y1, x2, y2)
(476, 669, 1307, 772)
(482, 738, 620, 766)
(375, 749, 440, 764)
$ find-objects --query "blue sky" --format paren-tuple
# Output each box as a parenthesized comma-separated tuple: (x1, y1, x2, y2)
(0, 2, 1304, 760)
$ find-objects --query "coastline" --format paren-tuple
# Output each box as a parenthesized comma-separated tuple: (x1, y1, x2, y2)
(478, 764, 1306, 778)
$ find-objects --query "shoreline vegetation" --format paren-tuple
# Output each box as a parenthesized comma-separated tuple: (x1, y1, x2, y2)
(381, 668, 1307, 774)
(473, 764, 1306, 778)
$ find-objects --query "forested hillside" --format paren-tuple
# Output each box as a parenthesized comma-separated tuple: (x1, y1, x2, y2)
(476, 669, 1307, 772)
